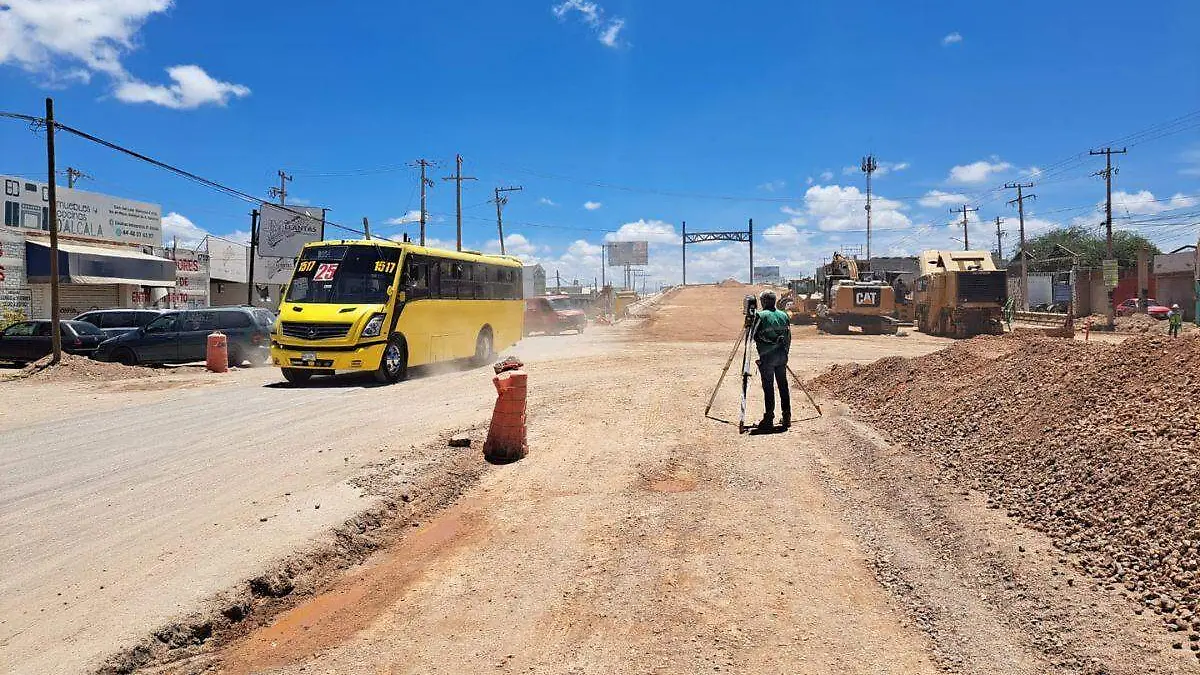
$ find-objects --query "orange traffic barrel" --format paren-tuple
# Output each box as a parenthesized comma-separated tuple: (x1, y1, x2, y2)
(206, 331, 229, 373)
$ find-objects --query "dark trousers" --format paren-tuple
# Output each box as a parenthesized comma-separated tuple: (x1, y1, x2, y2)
(758, 359, 791, 420)
(1170, 324, 1181, 337)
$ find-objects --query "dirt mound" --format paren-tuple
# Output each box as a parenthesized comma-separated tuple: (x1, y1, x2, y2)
(813, 333, 1200, 637)
(20, 353, 161, 383)
(1114, 313, 1196, 335)
(717, 278, 745, 288)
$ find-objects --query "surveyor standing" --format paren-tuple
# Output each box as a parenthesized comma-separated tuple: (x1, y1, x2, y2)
(1169, 304, 1183, 337)
(753, 290, 792, 430)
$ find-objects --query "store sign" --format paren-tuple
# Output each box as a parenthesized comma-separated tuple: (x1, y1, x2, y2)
(208, 238, 248, 282)
(257, 203, 324, 258)
(253, 254, 297, 285)
(0, 288, 32, 316)
(163, 248, 210, 309)
(2, 175, 162, 246)
(1102, 259, 1119, 289)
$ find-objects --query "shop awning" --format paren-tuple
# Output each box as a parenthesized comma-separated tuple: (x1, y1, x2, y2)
(25, 239, 177, 287)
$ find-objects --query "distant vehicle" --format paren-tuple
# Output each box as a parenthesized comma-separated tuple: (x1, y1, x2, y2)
(1116, 297, 1170, 319)
(524, 295, 586, 335)
(73, 309, 163, 339)
(0, 320, 107, 365)
(93, 307, 273, 367)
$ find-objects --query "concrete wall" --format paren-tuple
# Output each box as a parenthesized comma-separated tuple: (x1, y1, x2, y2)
(1157, 274, 1196, 320)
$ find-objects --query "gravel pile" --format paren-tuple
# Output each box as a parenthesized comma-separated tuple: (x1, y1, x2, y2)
(20, 353, 161, 382)
(813, 333, 1200, 635)
(1115, 313, 1196, 335)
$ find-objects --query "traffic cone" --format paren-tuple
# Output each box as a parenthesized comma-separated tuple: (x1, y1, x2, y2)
(484, 370, 527, 462)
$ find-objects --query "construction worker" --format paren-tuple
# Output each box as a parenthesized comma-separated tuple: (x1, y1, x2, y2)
(753, 290, 792, 430)
(1169, 303, 1183, 337)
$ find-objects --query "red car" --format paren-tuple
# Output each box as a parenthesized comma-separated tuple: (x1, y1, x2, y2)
(1116, 297, 1170, 319)
(524, 296, 587, 335)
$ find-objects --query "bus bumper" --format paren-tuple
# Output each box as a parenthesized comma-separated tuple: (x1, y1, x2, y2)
(270, 342, 387, 372)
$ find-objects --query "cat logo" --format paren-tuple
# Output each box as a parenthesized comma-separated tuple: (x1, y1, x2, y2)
(854, 291, 880, 307)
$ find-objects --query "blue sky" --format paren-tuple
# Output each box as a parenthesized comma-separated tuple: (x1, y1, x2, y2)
(1, 0, 1198, 286)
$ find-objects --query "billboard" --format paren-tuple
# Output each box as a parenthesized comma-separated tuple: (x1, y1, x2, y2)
(258, 203, 325, 258)
(2, 174, 161, 246)
(753, 265, 782, 285)
(606, 241, 648, 266)
(0, 228, 25, 288)
(208, 238, 249, 282)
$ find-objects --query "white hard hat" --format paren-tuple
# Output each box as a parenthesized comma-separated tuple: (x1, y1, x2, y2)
(1172, 304, 1180, 309)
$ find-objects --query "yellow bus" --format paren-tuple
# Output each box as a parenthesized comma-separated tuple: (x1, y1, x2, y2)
(269, 239, 524, 384)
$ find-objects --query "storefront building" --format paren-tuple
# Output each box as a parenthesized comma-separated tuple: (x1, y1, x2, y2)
(1, 174, 210, 319)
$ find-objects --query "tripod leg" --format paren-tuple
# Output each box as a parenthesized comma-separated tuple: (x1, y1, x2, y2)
(738, 322, 757, 432)
(704, 329, 750, 417)
(785, 364, 823, 416)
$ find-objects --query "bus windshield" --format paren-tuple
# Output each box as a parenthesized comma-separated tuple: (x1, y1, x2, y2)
(286, 245, 401, 304)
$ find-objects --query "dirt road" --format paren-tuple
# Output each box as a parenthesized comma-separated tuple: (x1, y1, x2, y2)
(7, 284, 1187, 674)
(0, 332, 615, 674)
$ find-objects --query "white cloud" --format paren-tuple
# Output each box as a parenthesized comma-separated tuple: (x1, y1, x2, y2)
(501, 233, 540, 258)
(942, 32, 963, 45)
(762, 223, 811, 248)
(948, 159, 1013, 184)
(568, 239, 602, 256)
(819, 170, 834, 182)
(0, 1, 250, 109)
(161, 211, 209, 247)
(552, 0, 626, 49)
(1180, 148, 1200, 177)
(805, 176, 814, 185)
(605, 219, 679, 244)
(385, 210, 422, 226)
(758, 179, 786, 192)
(1111, 190, 1199, 216)
(598, 18, 624, 48)
(583, 201, 602, 211)
(918, 190, 970, 208)
(113, 64, 249, 109)
(801, 184, 911, 232)
(538, 197, 559, 206)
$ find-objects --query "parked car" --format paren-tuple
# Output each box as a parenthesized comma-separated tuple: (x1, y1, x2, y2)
(73, 309, 163, 339)
(523, 295, 587, 335)
(93, 307, 273, 367)
(1116, 297, 1170, 319)
(0, 320, 108, 365)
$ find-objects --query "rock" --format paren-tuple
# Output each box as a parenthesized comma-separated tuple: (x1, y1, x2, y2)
(449, 434, 472, 448)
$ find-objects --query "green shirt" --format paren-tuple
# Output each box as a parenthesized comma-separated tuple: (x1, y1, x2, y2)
(754, 309, 791, 362)
(1170, 310, 1183, 327)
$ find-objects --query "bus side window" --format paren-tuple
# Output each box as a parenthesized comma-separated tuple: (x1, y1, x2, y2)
(474, 263, 488, 299)
(404, 256, 430, 299)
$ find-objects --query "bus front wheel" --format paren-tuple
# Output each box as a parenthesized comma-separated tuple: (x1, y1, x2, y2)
(375, 336, 408, 384)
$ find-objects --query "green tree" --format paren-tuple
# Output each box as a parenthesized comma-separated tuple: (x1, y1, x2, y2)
(1020, 226, 1159, 272)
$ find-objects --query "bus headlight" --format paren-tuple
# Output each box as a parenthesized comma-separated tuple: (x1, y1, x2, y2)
(361, 313, 386, 338)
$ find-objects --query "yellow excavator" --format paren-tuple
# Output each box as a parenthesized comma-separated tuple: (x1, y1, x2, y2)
(816, 253, 898, 335)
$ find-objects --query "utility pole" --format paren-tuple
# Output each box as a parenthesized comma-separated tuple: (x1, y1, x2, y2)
(952, 205, 978, 251)
(748, 218, 754, 285)
(66, 166, 87, 189)
(269, 169, 292, 205)
(247, 209, 260, 306)
(601, 244, 606, 288)
(861, 154, 877, 263)
(362, 216, 372, 240)
(556, 269, 562, 293)
(45, 98, 61, 363)
(1005, 182, 1036, 311)
(443, 154, 476, 251)
(411, 159, 436, 246)
(492, 185, 523, 255)
(681, 221, 687, 286)
(993, 216, 1006, 260)
(1090, 147, 1128, 258)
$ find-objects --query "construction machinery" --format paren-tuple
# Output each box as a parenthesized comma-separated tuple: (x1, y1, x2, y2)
(913, 250, 1007, 338)
(815, 252, 897, 335)
(779, 278, 820, 325)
